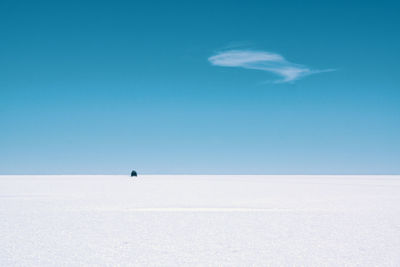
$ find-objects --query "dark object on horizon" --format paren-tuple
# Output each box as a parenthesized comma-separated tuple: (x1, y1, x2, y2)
(131, 170, 137, 177)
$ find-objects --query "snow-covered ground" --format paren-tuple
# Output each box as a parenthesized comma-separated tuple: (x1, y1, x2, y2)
(1, 175, 400, 266)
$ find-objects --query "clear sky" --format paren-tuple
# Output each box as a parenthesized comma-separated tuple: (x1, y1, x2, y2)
(1, 0, 399, 174)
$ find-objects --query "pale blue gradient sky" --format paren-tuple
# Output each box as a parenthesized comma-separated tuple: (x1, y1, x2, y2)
(1, 0, 399, 174)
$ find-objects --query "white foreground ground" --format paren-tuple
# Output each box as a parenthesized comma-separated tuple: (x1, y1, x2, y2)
(1, 175, 400, 266)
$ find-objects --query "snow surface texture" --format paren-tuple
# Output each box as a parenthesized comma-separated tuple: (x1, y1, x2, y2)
(1, 175, 400, 266)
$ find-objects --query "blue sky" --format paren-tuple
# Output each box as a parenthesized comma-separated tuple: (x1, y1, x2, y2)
(1, 0, 399, 174)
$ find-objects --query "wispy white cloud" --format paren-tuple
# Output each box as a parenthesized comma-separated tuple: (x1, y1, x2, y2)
(208, 50, 334, 83)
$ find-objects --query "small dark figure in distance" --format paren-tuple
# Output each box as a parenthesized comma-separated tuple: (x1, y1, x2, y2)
(131, 170, 137, 177)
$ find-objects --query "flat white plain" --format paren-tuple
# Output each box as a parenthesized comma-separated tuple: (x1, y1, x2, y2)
(1, 175, 400, 266)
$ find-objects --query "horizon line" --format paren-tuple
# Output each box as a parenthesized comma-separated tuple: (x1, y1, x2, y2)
(1, 173, 399, 176)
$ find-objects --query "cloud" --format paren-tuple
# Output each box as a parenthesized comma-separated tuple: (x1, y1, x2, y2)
(208, 50, 334, 83)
